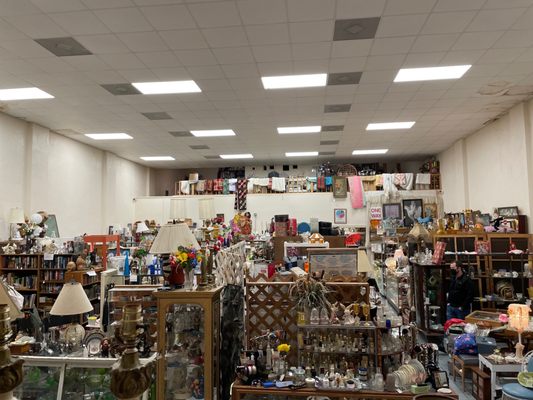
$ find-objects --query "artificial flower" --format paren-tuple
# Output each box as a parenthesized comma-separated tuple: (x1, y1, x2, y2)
(277, 343, 290, 353)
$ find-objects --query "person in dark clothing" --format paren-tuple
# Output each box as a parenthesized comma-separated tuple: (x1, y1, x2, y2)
(447, 260, 474, 320)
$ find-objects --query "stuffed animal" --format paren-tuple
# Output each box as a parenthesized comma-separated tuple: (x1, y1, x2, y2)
(2, 242, 17, 255)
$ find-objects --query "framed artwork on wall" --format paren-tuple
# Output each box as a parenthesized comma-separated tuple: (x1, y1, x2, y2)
(424, 203, 437, 219)
(382, 203, 402, 221)
(402, 199, 423, 227)
(333, 176, 348, 198)
(334, 208, 347, 224)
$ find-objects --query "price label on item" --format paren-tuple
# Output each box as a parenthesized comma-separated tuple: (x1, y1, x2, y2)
(370, 207, 382, 220)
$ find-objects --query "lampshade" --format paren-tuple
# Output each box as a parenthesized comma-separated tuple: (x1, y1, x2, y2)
(8, 208, 25, 224)
(136, 221, 150, 233)
(50, 281, 93, 316)
(508, 303, 530, 332)
(408, 222, 431, 242)
(198, 198, 215, 220)
(0, 283, 23, 320)
(170, 198, 187, 219)
(150, 222, 200, 254)
(357, 249, 372, 273)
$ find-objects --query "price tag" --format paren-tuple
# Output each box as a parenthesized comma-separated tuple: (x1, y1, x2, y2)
(44, 253, 54, 261)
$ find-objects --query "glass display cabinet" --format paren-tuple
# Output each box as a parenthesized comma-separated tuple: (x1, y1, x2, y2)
(155, 287, 222, 400)
(13, 354, 157, 400)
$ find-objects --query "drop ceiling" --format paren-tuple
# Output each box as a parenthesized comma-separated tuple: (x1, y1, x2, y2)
(1, 0, 533, 167)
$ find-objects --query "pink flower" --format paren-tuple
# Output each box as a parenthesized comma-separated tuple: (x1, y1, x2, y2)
(499, 313, 509, 323)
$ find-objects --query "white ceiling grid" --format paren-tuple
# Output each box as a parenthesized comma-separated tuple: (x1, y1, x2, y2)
(0, 0, 530, 166)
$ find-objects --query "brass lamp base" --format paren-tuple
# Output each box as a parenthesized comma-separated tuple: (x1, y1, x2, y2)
(0, 304, 24, 400)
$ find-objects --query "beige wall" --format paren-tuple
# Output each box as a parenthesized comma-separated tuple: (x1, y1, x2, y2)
(439, 100, 533, 229)
(0, 112, 151, 239)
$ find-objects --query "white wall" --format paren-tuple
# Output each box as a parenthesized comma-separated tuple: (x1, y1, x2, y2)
(439, 101, 533, 228)
(0, 112, 150, 239)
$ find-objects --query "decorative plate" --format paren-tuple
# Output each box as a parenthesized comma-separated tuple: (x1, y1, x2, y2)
(518, 372, 533, 388)
(297, 222, 311, 234)
(84, 331, 105, 356)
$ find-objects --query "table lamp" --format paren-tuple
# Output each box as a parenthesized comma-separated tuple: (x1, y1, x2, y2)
(136, 221, 150, 234)
(0, 304, 24, 400)
(50, 281, 93, 349)
(357, 249, 372, 274)
(170, 198, 187, 222)
(508, 303, 530, 360)
(0, 281, 23, 321)
(7, 208, 24, 241)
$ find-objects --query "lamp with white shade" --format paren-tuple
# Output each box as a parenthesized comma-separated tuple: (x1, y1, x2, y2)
(50, 281, 93, 349)
(198, 198, 215, 241)
(508, 303, 530, 360)
(136, 221, 150, 234)
(8, 208, 24, 241)
(170, 198, 187, 222)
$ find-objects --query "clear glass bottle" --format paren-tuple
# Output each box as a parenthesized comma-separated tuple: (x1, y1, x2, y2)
(310, 307, 320, 325)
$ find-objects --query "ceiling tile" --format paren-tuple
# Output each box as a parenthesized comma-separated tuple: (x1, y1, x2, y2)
(477, 48, 525, 64)
(287, 0, 335, 22)
(84, 69, 126, 84)
(99, 53, 146, 69)
(402, 52, 445, 67)
(359, 69, 396, 84)
(140, 5, 196, 30)
(35, 36, 92, 56)
(142, 111, 172, 120)
(376, 14, 428, 37)
(421, 11, 476, 34)
(0, 0, 42, 16)
(468, 8, 525, 31)
(434, 0, 485, 11)
(175, 48, 217, 66)
(252, 44, 291, 62)
(64, 54, 111, 70)
(246, 24, 290, 45)
(365, 54, 406, 70)
(80, 0, 134, 9)
(331, 39, 372, 58)
(221, 63, 259, 78)
(329, 57, 367, 73)
(50, 11, 110, 35)
(117, 31, 168, 52)
(136, 51, 181, 68)
(159, 29, 208, 50)
(75, 34, 130, 54)
(212, 47, 255, 64)
(1, 39, 52, 58)
(5, 14, 69, 38)
(237, 0, 287, 25)
(411, 33, 459, 53)
(292, 42, 330, 60)
(289, 20, 333, 43)
(30, 0, 87, 12)
(452, 31, 504, 50)
(440, 49, 484, 64)
(336, 0, 385, 18)
(0, 19, 28, 40)
(118, 68, 158, 81)
(493, 29, 533, 48)
(151, 66, 191, 80)
(384, 0, 436, 15)
(94, 7, 152, 33)
(188, 2, 241, 28)
(202, 26, 249, 48)
(185, 65, 225, 79)
(370, 36, 416, 55)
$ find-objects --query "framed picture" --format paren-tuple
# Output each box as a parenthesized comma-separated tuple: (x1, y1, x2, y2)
(498, 206, 519, 218)
(333, 176, 347, 198)
(432, 370, 449, 389)
(334, 208, 347, 224)
(479, 213, 491, 226)
(382, 203, 402, 221)
(108, 226, 113, 235)
(45, 214, 60, 238)
(308, 248, 358, 280)
(475, 240, 491, 254)
(402, 199, 423, 227)
(424, 203, 437, 219)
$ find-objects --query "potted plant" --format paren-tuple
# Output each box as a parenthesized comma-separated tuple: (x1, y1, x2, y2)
(290, 276, 331, 325)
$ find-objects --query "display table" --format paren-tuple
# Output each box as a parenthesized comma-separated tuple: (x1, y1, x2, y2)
(231, 384, 458, 399)
(478, 353, 522, 399)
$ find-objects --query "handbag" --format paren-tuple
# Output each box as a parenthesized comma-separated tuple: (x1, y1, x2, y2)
(1, 278, 24, 311)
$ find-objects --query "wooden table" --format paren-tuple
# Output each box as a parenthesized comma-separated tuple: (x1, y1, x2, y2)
(478, 354, 522, 399)
(231, 384, 459, 399)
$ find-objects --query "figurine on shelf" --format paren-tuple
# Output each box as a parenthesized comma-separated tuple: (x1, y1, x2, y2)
(342, 304, 356, 325)
(101, 338, 110, 357)
(330, 302, 341, 325)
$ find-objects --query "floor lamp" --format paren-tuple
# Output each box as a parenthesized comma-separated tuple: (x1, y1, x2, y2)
(508, 303, 530, 360)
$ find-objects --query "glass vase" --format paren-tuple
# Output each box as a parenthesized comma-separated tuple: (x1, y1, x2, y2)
(184, 269, 195, 290)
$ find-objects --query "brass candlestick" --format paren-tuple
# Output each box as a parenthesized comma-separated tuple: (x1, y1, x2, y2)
(110, 304, 155, 400)
(0, 304, 24, 400)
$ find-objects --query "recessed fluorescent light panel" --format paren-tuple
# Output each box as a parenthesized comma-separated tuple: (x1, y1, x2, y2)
(278, 126, 321, 134)
(132, 80, 201, 94)
(220, 154, 254, 159)
(285, 151, 319, 157)
(140, 156, 175, 161)
(394, 65, 471, 82)
(262, 73, 327, 89)
(352, 149, 389, 155)
(366, 122, 415, 130)
(190, 129, 236, 137)
(85, 133, 132, 140)
(0, 87, 53, 100)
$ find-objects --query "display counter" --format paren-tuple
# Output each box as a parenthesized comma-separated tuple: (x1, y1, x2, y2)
(231, 384, 458, 399)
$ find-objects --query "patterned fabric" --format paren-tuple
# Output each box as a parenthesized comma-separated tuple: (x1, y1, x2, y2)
(453, 333, 478, 355)
(206, 179, 214, 193)
(222, 179, 230, 195)
(317, 176, 325, 190)
(325, 176, 333, 186)
(234, 178, 247, 211)
(213, 179, 223, 193)
(196, 180, 206, 192)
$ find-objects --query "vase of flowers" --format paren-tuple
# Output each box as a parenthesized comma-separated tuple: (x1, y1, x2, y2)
(173, 246, 202, 290)
(276, 343, 290, 375)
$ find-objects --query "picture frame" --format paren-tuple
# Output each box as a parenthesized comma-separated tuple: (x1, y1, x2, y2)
(308, 248, 358, 280)
(333, 176, 348, 198)
(382, 203, 402, 221)
(402, 199, 423, 227)
(497, 206, 519, 218)
(334, 208, 347, 224)
(45, 214, 60, 238)
(479, 213, 491, 226)
(424, 203, 437, 219)
(432, 370, 449, 389)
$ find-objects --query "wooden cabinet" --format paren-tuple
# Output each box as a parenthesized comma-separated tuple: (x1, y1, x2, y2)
(155, 287, 222, 400)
